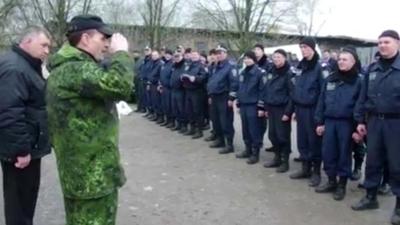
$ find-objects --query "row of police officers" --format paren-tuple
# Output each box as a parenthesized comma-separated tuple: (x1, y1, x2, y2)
(135, 29, 400, 225)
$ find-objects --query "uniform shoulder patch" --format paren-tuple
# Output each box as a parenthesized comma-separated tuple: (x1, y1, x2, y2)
(322, 69, 331, 79)
(369, 72, 377, 81)
(231, 68, 238, 77)
(326, 82, 336, 91)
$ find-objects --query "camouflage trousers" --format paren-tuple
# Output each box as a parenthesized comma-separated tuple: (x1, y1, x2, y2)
(64, 191, 118, 225)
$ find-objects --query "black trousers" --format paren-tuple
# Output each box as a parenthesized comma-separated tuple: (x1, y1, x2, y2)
(1, 159, 41, 225)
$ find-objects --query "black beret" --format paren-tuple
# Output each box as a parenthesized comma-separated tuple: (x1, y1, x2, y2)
(67, 14, 113, 37)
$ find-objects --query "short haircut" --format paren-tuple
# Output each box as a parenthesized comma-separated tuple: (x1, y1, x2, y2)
(67, 29, 96, 47)
(17, 26, 51, 44)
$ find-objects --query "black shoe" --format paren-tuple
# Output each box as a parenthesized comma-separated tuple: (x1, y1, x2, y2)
(263, 153, 281, 168)
(171, 124, 181, 131)
(219, 145, 234, 154)
(290, 162, 311, 179)
(276, 153, 289, 173)
(160, 120, 169, 127)
(309, 173, 321, 187)
(351, 168, 362, 181)
(156, 117, 164, 124)
(205, 134, 217, 142)
(293, 157, 303, 162)
(149, 115, 158, 121)
(139, 109, 146, 113)
(351, 196, 379, 211)
(134, 108, 141, 113)
(209, 139, 225, 148)
(179, 126, 188, 134)
(192, 129, 203, 139)
(166, 122, 175, 129)
(332, 177, 347, 201)
(236, 149, 251, 159)
(143, 112, 151, 118)
(391, 208, 400, 225)
(264, 146, 275, 152)
(247, 156, 259, 165)
(184, 127, 196, 136)
(315, 177, 337, 193)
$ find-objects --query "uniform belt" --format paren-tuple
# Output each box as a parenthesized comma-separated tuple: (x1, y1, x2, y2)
(371, 113, 400, 119)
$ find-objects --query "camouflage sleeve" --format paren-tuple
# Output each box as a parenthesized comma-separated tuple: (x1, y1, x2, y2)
(79, 51, 133, 101)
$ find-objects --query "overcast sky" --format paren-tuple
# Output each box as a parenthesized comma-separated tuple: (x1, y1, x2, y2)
(316, 0, 400, 40)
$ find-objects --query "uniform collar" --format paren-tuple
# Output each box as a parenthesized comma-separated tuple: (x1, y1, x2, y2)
(391, 52, 400, 70)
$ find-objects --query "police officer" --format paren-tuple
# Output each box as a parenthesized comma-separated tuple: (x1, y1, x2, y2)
(139, 46, 153, 116)
(170, 52, 188, 133)
(159, 49, 174, 127)
(289, 37, 323, 187)
(262, 49, 293, 173)
(204, 49, 219, 142)
(234, 51, 265, 164)
(207, 45, 238, 154)
(314, 47, 362, 201)
(181, 51, 207, 138)
(146, 51, 164, 123)
(253, 44, 273, 152)
(352, 30, 400, 225)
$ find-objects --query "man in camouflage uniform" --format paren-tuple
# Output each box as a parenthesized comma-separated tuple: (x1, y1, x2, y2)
(46, 15, 133, 225)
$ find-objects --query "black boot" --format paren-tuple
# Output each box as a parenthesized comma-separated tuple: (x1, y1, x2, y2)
(156, 116, 164, 124)
(192, 128, 203, 139)
(160, 118, 169, 127)
(378, 183, 392, 195)
(149, 114, 158, 121)
(293, 157, 303, 162)
(290, 161, 312, 179)
(333, 177, 347, 201)
(247, 148, 260, 165)
(143, 111, 151, 118)
(166, 120, 175, 128)
(219, 138, 234, 154)
(236, 146, 251, 159)
(391, 197, 400, 225)
(309, 161, 321, 187)
(263, 152, 281, 168)
(179, 124, 188, 134)
(184, 125, 196, 136)
(351, 168, 362, 181)
(315, 176, 337, 193)
(209, 138, 225, 148)
(351, 188, 379, 211)
(276, 153, 289, 173)
(171, 122, 181, 131)
(265, 146, 275, 152)
(205, 132, 217, 142)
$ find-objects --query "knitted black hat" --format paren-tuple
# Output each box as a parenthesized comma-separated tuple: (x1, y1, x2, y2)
(379, 30, 400, 40)
(274, 49, 287, 58)
(243, 50, 257, 62)
(300, 37, 316, 51)
(164, 49, 173, 55)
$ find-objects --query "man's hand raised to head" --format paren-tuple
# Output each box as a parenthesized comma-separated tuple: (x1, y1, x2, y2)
(109, 33, 129, 53)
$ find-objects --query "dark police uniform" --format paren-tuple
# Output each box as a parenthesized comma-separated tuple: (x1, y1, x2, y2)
(235, 64, 265, 163)
(315, 71, 362, 197)
(289, 53, 323, 186)
(207, 59, 238, 152)
(256, 55, 272, 138)
(138, 55, 152, 114)
(262, 62, 293, 172)
(355, 53, 400, 200)
(170, 60, 187, 131)
(182, 60, 207, 137)
(147, 58, 164, 120)
(159, 58, 174, 126)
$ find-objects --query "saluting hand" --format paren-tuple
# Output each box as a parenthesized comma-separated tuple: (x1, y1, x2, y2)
(357, 124, 367, 136)
(109, 33, 129, 53)
(258, 110, 265, 118)
(227, 100, 234, 108)
(282, 115, 290, 122)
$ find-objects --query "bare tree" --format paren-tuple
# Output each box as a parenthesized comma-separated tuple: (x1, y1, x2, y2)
(291, 0, 330, 36)
(194, 0, 297, 54)
(138, 0, 181, 49)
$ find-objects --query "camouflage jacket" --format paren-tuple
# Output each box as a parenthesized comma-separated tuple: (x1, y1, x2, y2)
(46, 44, 133, 199)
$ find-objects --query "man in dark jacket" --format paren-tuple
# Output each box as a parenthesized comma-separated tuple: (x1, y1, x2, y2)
(0, 26, 51, 225)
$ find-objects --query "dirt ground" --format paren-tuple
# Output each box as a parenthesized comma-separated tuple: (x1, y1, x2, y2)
(0, 107, 395, 225)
